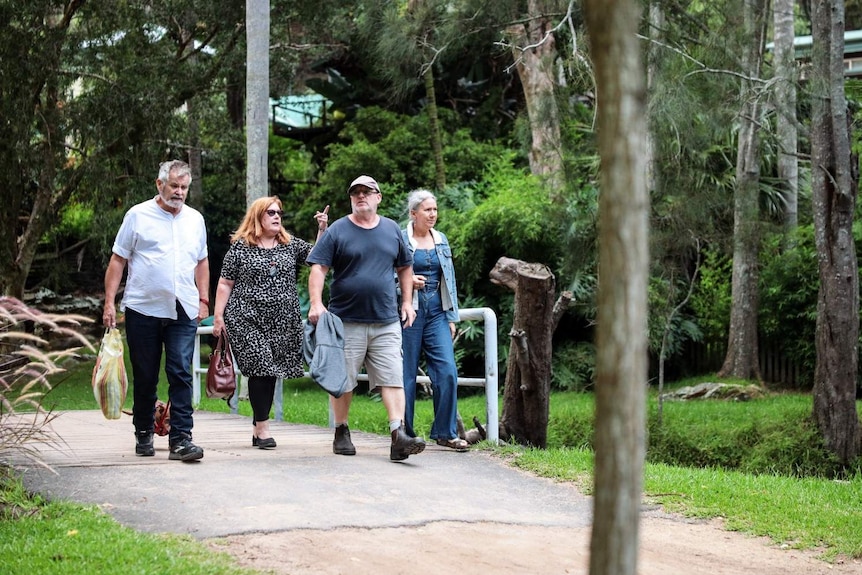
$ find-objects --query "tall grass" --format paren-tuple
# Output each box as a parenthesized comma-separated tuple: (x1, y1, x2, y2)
(0, 297, 94, 468)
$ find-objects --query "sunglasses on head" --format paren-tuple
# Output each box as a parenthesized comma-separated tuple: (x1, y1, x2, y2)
(265, 209, 284, 217)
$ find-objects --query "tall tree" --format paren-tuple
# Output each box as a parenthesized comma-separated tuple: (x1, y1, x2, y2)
(371, 0, 448, 190)
(246, 0, 270, 207)
(506, 0, 565, 194)
(583, 1, 648, 574)
(0, 1, 242, 297)
(717, 0, 767, 381)
(810, 0, 861, 464)
(646, 2, 665, 196)
(773, 0, 799, 235)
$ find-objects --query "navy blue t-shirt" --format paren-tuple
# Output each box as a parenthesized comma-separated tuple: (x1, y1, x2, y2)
(307, 216, 412, 324)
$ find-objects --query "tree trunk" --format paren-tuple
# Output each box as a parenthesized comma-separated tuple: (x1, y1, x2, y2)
(810, 0, 861, 464)
(506, 0, 563, 194)
(583, 1, 649, 574)
(423, 65, 446, 190)
(246, 0, 270, 207)
(491, 257, 570, 448)
(773, 0, 798, 236)
(408, 0, 447, 191)
(646, 2, 665, 196)
(717, 0, 766, 381)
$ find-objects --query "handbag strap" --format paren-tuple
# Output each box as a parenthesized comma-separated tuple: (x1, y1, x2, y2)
(220, 329, 231, 355)
(213, 329, 227, 355)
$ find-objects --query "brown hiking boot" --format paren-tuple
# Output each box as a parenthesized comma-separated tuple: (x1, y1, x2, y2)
(390, 426, 425, 461)
(333, 423, 356, 456)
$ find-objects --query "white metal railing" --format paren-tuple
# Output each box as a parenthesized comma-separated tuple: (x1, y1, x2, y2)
(193, 307, 499, 443)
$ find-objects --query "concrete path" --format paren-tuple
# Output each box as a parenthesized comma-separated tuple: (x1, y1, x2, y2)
(8, 410, 592, 539)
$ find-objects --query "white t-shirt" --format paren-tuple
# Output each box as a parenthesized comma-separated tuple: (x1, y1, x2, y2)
(112, 197, 208, 320)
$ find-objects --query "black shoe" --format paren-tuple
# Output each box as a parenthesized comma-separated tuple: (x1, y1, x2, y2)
(390, 426, 425, 461)
(255, 436, 276, 449)
(169, 437, 204, 462)
(333, 424, 356, 456)
(135, 430, 154, 457)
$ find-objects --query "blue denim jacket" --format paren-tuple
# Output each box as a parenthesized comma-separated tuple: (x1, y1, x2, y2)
(402, 222, 460, 322)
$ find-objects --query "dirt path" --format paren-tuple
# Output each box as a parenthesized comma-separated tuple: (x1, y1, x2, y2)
(211, 515, 859, 575)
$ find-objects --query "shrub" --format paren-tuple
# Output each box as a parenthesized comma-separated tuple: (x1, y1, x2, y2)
(689, 248, 732, 344)
(551, 340, 595, 392)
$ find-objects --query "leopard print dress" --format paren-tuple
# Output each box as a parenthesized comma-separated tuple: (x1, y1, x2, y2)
(220, 237, 312, 378)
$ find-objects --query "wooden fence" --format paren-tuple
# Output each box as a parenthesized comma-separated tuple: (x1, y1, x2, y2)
(683, 340, 802, 387)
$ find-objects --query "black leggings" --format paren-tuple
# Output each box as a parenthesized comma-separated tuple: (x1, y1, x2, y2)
(248, 375, 277, 423)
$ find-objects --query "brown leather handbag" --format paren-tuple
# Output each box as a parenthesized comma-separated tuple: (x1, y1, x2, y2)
(206, 329, 236, 400)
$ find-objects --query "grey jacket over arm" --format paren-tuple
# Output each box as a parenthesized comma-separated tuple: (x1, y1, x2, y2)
(302, 311, 350, 398)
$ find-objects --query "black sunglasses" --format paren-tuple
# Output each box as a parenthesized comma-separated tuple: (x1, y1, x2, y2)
(348, 187, 379, 197)
(265, 209, 284, 217)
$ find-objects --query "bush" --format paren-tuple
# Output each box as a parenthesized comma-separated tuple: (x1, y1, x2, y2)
(689, 248, 732, 344)
(551, 340, 595, 392)
(280, 106, 511, 239)
(758, 227, 819, 386)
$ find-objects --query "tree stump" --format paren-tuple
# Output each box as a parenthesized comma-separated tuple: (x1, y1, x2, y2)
(491, 257, 572, 448)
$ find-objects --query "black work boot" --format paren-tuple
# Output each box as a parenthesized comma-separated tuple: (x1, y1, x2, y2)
(135, 430, 155, 457)
(390, 425, 425, 461)
(333, 423, 356, 456)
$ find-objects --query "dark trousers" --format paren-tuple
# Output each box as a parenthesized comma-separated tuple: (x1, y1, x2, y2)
(125, 302, 197, 442)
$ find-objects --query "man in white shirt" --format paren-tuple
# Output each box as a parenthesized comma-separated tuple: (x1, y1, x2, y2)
(103, 160, 209, 462)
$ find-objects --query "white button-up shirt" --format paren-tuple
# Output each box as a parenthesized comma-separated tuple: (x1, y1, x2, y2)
(112, 197, 208, 320)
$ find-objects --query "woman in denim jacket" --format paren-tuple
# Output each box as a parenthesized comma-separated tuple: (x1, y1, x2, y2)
(401, 190, 468, 451)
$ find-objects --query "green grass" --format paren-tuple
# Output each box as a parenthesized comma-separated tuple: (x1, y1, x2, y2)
(199, 376, 493, 440)
(0, 470, 255, 575)
(4, 358, 862, 565)
(510, 447, 862, 561)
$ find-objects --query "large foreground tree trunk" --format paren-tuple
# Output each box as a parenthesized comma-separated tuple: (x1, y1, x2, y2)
(718, 0, 767, 381)
(491, 257, 571, 448)
(810, 0, 861, 464)
(583, 1, 649, 574)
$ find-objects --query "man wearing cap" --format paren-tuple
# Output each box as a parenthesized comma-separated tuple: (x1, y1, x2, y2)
(307, 175, 426, 461)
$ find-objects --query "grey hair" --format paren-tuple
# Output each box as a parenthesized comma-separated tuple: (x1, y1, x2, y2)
(406, 189, 436, 217)
(158, 160, 192, 183)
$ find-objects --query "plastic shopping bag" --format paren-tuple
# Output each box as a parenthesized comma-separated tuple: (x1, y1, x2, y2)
(92, 328, 128, 420)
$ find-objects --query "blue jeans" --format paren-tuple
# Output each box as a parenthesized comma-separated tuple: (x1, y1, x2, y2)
(125, 302, 198, 442)
(402, 289, 459, 440)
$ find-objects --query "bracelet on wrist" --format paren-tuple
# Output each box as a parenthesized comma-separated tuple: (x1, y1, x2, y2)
(199, 297, 210, 306)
